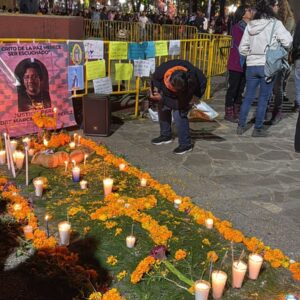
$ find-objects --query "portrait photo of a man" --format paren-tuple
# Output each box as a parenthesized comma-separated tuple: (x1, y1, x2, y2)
(15, 58, 51, 112)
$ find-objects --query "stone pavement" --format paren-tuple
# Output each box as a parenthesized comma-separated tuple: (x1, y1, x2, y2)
(78, 75, 300, 261)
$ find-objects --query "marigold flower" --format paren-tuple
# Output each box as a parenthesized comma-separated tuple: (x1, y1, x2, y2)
(175, 249, 187, 261)
(131, 256, 156, 284)
(88, 292, 102, 300)
(106, 255, 118, 266)
(207, 251, 218, 263)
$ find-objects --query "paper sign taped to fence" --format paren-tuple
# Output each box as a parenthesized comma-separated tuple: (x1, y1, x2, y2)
(68, 65, 84, 91)
(115, 63, 133, 80)
(86, 60, 106, 80)
(134, 60, 150, 77)
(169, 40, 181, 56)
(83, 40, 104, 60)
(68, 41, 85, 65)
(145, 41, 156, 58)
(93, 77, 113, 95)
(155, 41, 168, 56)
(109, 42, 128, 60)
(129, 42, 146, 60)
(147, 58, 156, 74)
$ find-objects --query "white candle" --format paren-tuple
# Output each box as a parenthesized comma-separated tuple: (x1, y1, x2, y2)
(205, 218, 214, 229)
(58, 221, 71, 246)
(43, 139, 48, 147)
(140, 178, 147, 187)
(0, 150, 6, 165)
(174, 198, 182, 209)
(73, 133, 78, 143)
(28, 148, 35, 156)
(212, 270, 227, 299)
(232, 260, 247, 288)
(15, 151, 25, 169)
(22, 137, 30, 146)
(69, 142, 76, 149)
(103, 178, 113, 195)
(248, 254, 263, 280)
(13, 203, 22, 211)
(72, 159, 76, 167)
(24, 146, 29, 186)
(119, 163, 126, 171)
(34, 179, 44, 197)
(84, 154, 88, 166)
(23, 225, 33, 239)
(195, 280, 211, 300)
(10, 140, 17, 152)
(64, 160, 69, 172)
(126, 235, 136, 248)
(72, 166, 80, 182)
(80, 180, 88, 189)
(77, 135, 81, 144)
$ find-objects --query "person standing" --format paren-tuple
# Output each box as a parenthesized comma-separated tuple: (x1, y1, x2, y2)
(224, 5, 252, 123)
(237, 0, 292, 137)
(150, 59, 206, 155)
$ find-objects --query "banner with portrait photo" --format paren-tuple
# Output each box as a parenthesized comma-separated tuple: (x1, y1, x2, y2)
(0, 42, 76, 137)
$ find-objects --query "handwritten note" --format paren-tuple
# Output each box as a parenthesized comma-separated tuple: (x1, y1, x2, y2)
(134, 60, 151, 77)
(155, 41, 168, 57)
(115, 63, 133, 81)
(109, 42, 128, 60)
(93, 77, 113, 95)
(169, 40, 181, 56)
(86, 60, 106, 80)
(145, 41, 156, 58)
(147, 58, 156, 74)
(83, 40, 104, 60)
(129, 42, 146, 60)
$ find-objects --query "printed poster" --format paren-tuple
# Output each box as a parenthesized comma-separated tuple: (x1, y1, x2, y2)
(68, 41, 85, 65)
(0, 42, 76, 136)
(68, 65, 84, 91)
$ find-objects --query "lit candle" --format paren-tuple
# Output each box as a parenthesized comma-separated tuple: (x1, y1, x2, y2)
(84, 154, 88, 166)
(174, 198, 182, 209)
(0, 150, 6, 165)
(69, 141, 76, 149)
(34, 179, 43, 197)
(140, 178, 147, 187)
(23, 225, 33, 239)
(22, 137, 30, 145)
(45, 214, 50, 238)
(195, 280, 211, 300)
(119, 163, 126, 171)
(73, 133, 78, 143)
(15, 151, 25, 169)
(232, 260, 247, 288)
(64, 160, 69, 172)
(126, 235, 136, 248)
(205, 218, 214, 229)
(28, 148, 35, 156)
(58, 221, 71, 246)
(248, 254, 263, 280)
(43, 139, 48, 147)
(10, 140, 17, 152)
(72, 159, 76, 167)
(77, 135, 81, 144)
(72, 166, 81, 182)
(212, 270, 227, 299)
(80, 180, 88, 189)
(103, 178, 113, 195)
(13, 203, 21, 211)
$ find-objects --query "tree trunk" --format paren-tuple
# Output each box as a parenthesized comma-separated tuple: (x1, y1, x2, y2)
(219, 0, 226, 18)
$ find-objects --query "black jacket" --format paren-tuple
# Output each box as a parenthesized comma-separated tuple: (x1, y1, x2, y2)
(292, 21, 300, 62)
(151, 59, 207, 110)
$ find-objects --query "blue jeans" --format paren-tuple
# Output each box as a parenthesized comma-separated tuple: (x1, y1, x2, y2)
(158, 104, 191, 147)
(295, 60, 300, 107)
(239, 66, 274, 129)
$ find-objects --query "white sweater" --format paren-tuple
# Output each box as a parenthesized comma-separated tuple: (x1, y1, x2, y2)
(239, 18, 293, 66)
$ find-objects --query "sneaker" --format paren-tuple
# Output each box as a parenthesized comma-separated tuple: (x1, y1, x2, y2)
(252, 128, 269, 137)
(151, 136, 173, 145)
(270, 112, 282, 125)
(173, 144, 193, 155)
(236, 126, 246, 135)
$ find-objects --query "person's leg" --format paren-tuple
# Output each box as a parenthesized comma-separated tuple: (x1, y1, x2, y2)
(225, 71, 241, 122)
(295, 60, 300, 109)
(234, 72, 246, 119)
(271, 70, 284, 124)
(295, 111, 300, 152)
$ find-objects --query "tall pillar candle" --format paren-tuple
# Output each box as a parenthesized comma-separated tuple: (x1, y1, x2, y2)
(103, 178, 113, 195)
(212, 270, 227, 299)
(58, 221, 71, 246)
(34, 179, 43, 197)
(72, 166, 80, 182)
(10, 140, 17, 152)
(248, 254, 263, 280)
(0, 150, 6, 165)
(195, 280, 210, 300)
(15, 151, 25, 169)
(232, 260, 247, 288)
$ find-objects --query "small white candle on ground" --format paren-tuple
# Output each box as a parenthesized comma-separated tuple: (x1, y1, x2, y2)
(126, 235, 136, 248)
(119, 163, 126, 171)
(232, 260, 247, 288)
(15, 151, 25, 169)
(140, 178, 147, 187)
(23, 225, 33, 239)
(84, 154, 88, 166)
(103, 178, 113, 195)
(205, 218, 214, 229)
(34, 179, 44, 197)
(212, 270, 227, 299)
(43, 139, 49, 147)
(58, 221, 71, 246)
(64, 160, 69, 172)
(195, 280, 210, 300)
(10, 140, 17, 152)
(69, 141, 76, 149)
(0, 150, 6, 165)
(80, 180, 88, 189)
(248, 254, 263, 280)
(72, 166, 80, 182)
(77, 135, 81, 144)
(174, 198, 182, 209)
(45, 214, 50, 238)
(28, 148, 35, 156)
(13, 203, 22, 211)
(73, 133, 78, 143)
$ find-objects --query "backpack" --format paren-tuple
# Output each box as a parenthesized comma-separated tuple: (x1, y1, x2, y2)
(264, 21, 289, 82)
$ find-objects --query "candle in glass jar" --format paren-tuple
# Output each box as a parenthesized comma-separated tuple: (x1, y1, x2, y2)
(23, 225, 33, 239)
(174, 198, 182, 209)
(69, 141, 76, 149)
(15, 151, 25, 169)
(126, 235, 136, 248)
(195, 280, 211, 300)
(212, 270, 227, 299)
(140, 178, 147, 187)
(10, 140, 17, 152)
(80, 180, 88, 189)
(205, 218, 214, 229)
(72, 166, 80, 182)
(28, 148, 35, 156)
(0, 150, 6, 165)
(248, 254, 263, 280)
(103, 178, 113, 195)
(34, 179, 43, 197)
(58, 221, 71, 246)
(119, 163, 126, 171)
(232, 260, 247, 288)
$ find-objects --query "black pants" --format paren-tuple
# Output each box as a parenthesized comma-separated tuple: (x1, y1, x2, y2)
(295, 111, 300, 152)
(225, 70, 246, 107)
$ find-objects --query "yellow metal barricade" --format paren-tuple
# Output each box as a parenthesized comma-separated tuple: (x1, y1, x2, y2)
(161, 25, 197, 40)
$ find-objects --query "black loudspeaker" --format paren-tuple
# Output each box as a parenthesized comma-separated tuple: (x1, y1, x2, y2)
(83, 94, 111, 136)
